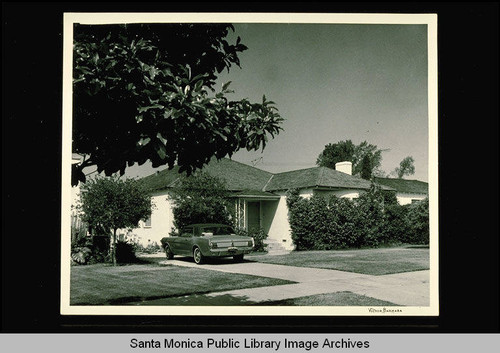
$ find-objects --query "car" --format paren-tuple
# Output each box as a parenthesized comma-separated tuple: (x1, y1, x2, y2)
(160, 223, 255, 264)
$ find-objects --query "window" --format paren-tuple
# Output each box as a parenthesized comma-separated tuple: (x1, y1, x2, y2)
(181, 227, 194, 237)
(144, 217, 152, 227)
(201, 226, 235, 236)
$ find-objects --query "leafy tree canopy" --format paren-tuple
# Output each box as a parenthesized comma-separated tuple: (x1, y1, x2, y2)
(360, 153, 373, 180)
(72, 23, 283, 186)
(169, 172, 233, 231)
(316, 140, 385, 177)
(393, 156, 416, 179)
(78, 175, 153, 264)
(79, 175, 152, 232)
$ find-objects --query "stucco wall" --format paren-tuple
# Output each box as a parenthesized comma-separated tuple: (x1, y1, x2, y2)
(261, 200, 278, 236)
(313, 189, 364, 200)
(396, 193, 427, 205)
(129, 191, 174, 247)
(265, 192, 294, 250)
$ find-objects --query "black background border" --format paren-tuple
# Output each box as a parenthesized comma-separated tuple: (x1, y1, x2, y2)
(2, 2, 498, 333)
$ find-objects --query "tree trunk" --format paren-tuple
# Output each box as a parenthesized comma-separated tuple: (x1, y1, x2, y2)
(112, 228, 117, 266)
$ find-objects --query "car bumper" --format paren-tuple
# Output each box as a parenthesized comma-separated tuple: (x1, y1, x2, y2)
(208, 247, 253, 257)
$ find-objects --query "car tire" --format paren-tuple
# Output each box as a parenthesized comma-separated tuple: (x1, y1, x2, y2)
(193, 247, 204, 264)
(233, 254, 244, 262)
(164, 244, 174, 260)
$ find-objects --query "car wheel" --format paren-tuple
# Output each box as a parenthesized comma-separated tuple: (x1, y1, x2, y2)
(164, 244, 174, 260)
(193, 247, 204, 264)
(233, 254, 244, 262)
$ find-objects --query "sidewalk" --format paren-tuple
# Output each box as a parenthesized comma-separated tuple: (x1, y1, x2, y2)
(159, 259, 429, 306)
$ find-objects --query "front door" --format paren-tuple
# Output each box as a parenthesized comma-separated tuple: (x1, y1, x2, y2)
(247, 201, 261, 233)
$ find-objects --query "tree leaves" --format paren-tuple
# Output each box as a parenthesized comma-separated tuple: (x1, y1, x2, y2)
(317, 140, 385, 177)
(72, 24, 284, 186)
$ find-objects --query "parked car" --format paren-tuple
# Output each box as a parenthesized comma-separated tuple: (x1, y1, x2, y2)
(160, 224, 255, 264)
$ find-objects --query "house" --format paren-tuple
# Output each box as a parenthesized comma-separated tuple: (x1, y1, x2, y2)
(130, 158, 399, 251)
(373, 177, 428, 205)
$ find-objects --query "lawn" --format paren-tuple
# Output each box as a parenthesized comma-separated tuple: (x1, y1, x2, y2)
(70, 261, 294, 305)
(257, 292, 398, 306)
(130, 291, 398, 307)
(249, 246, 429, 275)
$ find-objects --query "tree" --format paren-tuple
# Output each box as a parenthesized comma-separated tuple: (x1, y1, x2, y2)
(393, 156, 415, 179)
(360, 153, 373, 180)
(169, 172, 233, 231)
(78, 176, 152, 265)
(72, 23, 283, 186)
(316, 140, 355, 169)
(316, 140, 384, 176)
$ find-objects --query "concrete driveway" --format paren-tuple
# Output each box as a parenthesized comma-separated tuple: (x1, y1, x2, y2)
(159, 258, 429, 306)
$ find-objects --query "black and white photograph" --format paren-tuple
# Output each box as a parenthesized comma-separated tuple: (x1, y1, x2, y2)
(61, 13, 438, 316)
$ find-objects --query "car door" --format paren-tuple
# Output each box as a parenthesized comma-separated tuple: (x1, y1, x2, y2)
(168, 226, 190, 255)
(176, 226, 194, 255)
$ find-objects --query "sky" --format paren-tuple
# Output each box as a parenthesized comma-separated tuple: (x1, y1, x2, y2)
(122, 22, 430, 181)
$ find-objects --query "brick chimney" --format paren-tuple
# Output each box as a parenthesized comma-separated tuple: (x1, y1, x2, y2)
(335, 161, 352, 175)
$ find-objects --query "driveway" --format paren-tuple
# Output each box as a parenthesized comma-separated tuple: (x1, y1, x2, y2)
(159, 258, 429, 306)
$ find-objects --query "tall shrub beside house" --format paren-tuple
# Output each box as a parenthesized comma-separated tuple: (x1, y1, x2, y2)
(286, 185, 429, 250)
(286, 191, 335, 250)
(404, 197, 430, 244)
(326, 197, 362, 249)
(170, 172, 233, 231)
(353, 184, 386, 247)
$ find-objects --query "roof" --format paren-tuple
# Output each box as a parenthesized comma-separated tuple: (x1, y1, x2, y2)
(140, 158, 272, 192)
(229, 189, 281, 199)
(140, 158, 400, 194)
(264, 166, 394, 192)
(374, 177, 428, 194)
(186, 223, 233, 228)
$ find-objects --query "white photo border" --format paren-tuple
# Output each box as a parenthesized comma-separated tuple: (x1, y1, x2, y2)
(61, 12, 439, 316)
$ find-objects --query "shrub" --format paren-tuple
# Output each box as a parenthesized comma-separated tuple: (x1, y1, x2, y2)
(134, 241, 161, 254)
(70, 242, 109, 265)
(286, 184, 430, 250)
(327, 196, 362, 249)
(354, 183, 399, 246)
(71, 225, 88, 249)
(170, 172, 233, 231)
(288, 195, 340, 250)
(115, 240, 138, 263)
(237, 228, 268, 252)
(382, 203, 410, 243)
(405, 198, 430, 244)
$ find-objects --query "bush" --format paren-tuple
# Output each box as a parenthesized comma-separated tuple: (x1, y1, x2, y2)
(237, 228, 268, 252)
(71, 236, 140, 265)
(327, 197, 363, 249)
(134, 241, 161, 254)
(71, 225, 88, 249)
(288, 195, 341, 250)
(71, 242, 109, 265)
(286, 185, 430, 250)
(405, 198, 430, 244)
(170, 172, 233, 231)
(382, 203, 410, 243)
(115, 240, 138, 263)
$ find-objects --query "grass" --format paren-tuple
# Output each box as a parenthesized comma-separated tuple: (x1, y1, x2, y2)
(131, 291, 398, 306)
(249, 247, 429, 275)
(70, 261, 294, 305)
(257, 292, 399, 306)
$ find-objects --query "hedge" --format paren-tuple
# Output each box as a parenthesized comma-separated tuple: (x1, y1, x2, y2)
(287, 187, 429, 251)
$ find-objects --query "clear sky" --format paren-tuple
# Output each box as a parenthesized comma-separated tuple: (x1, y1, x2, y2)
(123, 23, 429, 181)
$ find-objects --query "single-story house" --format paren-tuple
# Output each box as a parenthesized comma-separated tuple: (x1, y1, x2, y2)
(130, 158, 418, 251)
(373, 177, 428, 205)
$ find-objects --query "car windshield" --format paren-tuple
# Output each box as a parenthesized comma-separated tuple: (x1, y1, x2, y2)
(201, 226, 235, 236)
